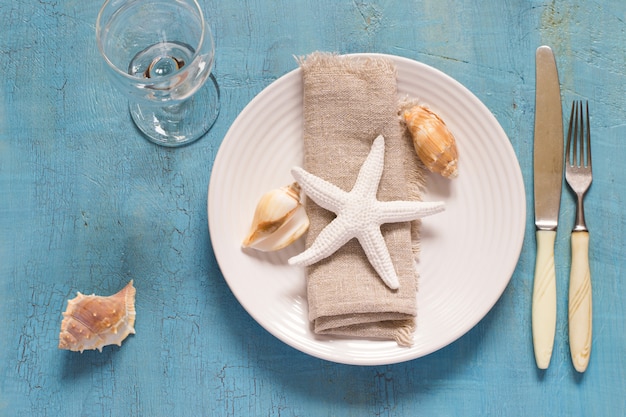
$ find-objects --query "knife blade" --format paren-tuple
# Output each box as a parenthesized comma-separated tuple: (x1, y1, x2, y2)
(532, 45, 564, 370)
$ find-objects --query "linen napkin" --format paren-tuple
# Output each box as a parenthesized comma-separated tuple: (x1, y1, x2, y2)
(298, 52, 426, 346)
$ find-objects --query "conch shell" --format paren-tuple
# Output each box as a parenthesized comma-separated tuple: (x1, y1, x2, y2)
(403, 104, 459, 179)
(58, 280, 136, 353)
(242, 182, 309, 251)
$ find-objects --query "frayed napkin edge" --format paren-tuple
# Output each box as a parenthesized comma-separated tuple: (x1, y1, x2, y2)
(295, 51, 398, 78)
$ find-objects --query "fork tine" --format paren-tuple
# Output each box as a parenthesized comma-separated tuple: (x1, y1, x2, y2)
(585, 101, 591, 168)
(577, 101, 583, 166)
(576, 100, 585, 167)
(566, 101, 576, 166)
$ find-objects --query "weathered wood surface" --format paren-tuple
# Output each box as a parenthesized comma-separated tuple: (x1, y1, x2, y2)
(1, 0, 625, 415)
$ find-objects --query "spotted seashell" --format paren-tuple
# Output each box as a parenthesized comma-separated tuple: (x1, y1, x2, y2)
(58, 280, 136, 353)
(403, 105, 459, 179)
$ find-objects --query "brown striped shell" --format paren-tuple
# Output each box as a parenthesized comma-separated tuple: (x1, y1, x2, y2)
(403, 105, 459, 179)
(242, 182, 309, 251)
(58, 280, 136, 353)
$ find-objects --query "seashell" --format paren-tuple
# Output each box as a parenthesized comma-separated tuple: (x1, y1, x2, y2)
(58, 280, 136, 353)
(403, 104, 459, 179)
(242, 182, 310, 251)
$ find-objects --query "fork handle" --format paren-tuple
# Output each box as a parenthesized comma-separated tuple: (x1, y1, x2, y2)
(569, 231, 592, 372)
(532, 230, 557, 369)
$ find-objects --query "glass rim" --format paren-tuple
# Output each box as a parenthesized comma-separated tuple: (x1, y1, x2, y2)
(95, 0, 209, 83)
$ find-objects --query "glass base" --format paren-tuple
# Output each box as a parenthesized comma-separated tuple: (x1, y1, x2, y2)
(129, 74, 220, 147)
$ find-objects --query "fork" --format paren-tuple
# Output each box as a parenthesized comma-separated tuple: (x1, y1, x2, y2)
(565, 100, 593, 373)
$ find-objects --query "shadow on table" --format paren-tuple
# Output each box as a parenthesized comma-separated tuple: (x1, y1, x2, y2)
(59, 341, 127, 381)
(211, 260, 507, 408)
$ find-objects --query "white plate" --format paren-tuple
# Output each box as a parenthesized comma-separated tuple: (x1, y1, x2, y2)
(208, 53, 525, 365)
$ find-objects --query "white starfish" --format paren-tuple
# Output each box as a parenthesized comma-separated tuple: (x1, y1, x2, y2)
(288, 135, 445, 290)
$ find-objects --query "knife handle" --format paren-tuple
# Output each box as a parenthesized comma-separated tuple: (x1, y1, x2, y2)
(532, 230, 557, 369)
(569, 231, 592, 372)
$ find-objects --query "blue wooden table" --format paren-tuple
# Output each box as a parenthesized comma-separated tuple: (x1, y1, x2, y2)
(1, 0, 625, 415)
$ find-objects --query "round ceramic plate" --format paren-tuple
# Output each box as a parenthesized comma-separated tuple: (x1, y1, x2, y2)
(208, 53, 525, 365)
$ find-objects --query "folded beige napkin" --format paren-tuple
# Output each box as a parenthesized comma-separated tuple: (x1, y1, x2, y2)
(298, 52, 425, 346)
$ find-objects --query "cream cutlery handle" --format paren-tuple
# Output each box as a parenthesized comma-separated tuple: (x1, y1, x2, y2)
(569, 231, 592, 372)
(532, 230, 557, 369)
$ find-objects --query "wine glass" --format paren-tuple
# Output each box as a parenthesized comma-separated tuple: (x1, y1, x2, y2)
(96, 0, 220, 147)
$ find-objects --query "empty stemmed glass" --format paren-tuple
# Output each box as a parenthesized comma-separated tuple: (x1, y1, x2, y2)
(96, 0, 220, 147)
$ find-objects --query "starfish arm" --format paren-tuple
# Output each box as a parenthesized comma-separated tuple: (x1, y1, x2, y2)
(375, 200, 446, 223)
(288, 217, 353, 266)
(357, 226, 400, 290)
(291, 167, 347, 212)
(351, 135, 386, 197)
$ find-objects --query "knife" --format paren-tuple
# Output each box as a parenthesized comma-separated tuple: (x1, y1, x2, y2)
(532, 45, 564, 370)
